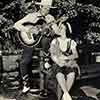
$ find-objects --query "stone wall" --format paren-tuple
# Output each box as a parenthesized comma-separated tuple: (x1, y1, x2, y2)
(1, 54, 22, 90)
(0, 49, 42, 91)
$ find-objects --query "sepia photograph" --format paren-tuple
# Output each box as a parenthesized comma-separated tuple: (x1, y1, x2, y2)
(0, 0, 100, 100)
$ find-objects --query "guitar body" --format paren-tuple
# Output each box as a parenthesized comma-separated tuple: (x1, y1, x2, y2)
(18, 32, 34, 46)
(17, 25, 42, 47)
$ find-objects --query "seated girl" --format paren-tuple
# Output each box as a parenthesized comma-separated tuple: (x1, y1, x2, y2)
(49, 21, 80, 100)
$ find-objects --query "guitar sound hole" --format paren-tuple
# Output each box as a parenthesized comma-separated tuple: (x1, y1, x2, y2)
(33, 33, 41, 40)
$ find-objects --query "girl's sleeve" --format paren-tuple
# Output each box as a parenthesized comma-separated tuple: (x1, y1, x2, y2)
(49, 39, 58, 56)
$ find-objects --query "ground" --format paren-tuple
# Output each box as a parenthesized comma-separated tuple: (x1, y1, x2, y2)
(0, 77, 100, 100)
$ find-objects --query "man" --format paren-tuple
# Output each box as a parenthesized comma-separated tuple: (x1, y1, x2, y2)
(13, 0, 58, 93)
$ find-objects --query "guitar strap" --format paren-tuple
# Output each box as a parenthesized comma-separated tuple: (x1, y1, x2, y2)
(67, 39, 72, 53)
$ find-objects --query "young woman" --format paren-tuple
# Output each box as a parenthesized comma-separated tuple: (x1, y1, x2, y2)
(49, 21, 80, 100)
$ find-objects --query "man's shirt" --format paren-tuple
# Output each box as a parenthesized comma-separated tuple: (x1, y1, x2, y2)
(13, 12, 56, 32)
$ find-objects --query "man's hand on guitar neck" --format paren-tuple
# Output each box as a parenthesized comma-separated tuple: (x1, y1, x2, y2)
(60, 16, 69, 22)
(58, 16, 69, 28)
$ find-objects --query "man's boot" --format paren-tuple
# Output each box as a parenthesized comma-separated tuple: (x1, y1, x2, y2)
(22, 75, 30, 93)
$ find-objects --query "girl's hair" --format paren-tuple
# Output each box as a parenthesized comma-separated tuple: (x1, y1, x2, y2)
(62, 21, 72, 38)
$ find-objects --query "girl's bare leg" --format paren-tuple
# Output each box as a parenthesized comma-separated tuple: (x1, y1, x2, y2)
(56, 72, 72, 100)
(66, 72, 75, 92)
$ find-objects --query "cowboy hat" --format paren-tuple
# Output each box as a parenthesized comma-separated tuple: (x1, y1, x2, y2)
(35, 0, 56, 8)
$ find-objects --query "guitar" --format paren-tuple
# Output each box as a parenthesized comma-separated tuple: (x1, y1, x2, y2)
(17, 24, 43, 47)
(17, 16, 68, 47)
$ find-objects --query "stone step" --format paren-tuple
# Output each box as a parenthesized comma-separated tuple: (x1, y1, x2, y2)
(2, 55, 20, 72)
(3, 72, 19, 78)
